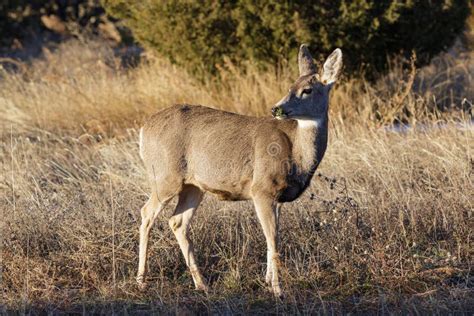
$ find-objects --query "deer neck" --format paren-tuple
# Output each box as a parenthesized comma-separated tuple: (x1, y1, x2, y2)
(292, 114, 328, 174)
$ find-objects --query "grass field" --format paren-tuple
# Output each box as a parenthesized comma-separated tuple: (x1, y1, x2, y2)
(1, 40, 473, 313)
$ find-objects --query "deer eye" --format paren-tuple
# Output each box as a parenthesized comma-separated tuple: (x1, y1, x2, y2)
(302, 88, 312, 96)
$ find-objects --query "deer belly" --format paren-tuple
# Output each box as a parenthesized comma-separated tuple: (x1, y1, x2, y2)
(188, 154, 253, 200)
(190, 167, 253, 201)
(194, 180, 252, 201)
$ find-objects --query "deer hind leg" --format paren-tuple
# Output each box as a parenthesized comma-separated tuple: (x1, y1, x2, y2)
(168, 184, 207, 291)
(137, 191, 170, 289)
(253, 194, 282, 297)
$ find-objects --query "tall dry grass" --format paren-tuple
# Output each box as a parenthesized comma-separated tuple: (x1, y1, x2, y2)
(2, 39, 472, 136)
(1, 40, 473, 313)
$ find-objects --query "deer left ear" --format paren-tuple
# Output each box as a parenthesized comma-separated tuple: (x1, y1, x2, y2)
(321, 48, 343, 87)
(298, 44, 317, 77)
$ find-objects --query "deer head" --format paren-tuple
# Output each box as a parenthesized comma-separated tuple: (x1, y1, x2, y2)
(272, 45, 343, 122)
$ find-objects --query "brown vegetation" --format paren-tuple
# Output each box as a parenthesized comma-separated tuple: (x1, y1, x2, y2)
(1, 40, 473, 313)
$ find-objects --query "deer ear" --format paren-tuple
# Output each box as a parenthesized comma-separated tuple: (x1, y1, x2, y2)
(298, 44, 316, 76)
(321, 48, 343, 86)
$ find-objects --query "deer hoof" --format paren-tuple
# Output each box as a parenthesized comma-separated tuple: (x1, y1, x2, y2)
(265, 273, 272, 285)
(195, 283, 209, 292)
(137, 277, 147, 291)
(271, 284, 283, 299)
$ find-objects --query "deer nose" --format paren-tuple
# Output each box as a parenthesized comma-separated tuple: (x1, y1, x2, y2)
(271, 106, 280, 117)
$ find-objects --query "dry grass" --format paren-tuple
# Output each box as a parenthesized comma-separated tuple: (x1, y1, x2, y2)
(1, 40, 473, 313)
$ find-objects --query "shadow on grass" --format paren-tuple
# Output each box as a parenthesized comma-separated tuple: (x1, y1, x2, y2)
(4, 288, 474, 315)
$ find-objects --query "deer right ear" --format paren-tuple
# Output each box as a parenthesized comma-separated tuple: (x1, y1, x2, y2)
(321, 48, 343, 86)
(298, 44, 316, 76)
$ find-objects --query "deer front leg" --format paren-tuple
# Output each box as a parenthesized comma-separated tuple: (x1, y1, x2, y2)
(265, 203, 282, 285)
(265, 250, 273, 285)
(253, 194, 282, 297)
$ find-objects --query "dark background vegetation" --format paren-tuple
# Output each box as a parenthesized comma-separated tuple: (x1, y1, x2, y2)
(105, 0, 470, 76)
(1, 0, 471, 77)
(1, 0, 105, 40)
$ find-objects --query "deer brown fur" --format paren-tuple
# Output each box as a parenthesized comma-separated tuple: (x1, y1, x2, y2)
(136, 45, 343, 296)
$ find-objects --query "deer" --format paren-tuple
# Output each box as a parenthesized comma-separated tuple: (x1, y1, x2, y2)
(136, 44, 343, 297)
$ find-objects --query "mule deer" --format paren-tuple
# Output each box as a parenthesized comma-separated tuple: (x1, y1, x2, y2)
(137, 45, 343, 296)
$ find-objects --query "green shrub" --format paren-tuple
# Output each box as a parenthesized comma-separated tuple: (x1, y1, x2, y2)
(103, 0, 470, 77)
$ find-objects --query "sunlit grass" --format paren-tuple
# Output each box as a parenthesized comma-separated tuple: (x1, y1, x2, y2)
(1, 39, 472, 313)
